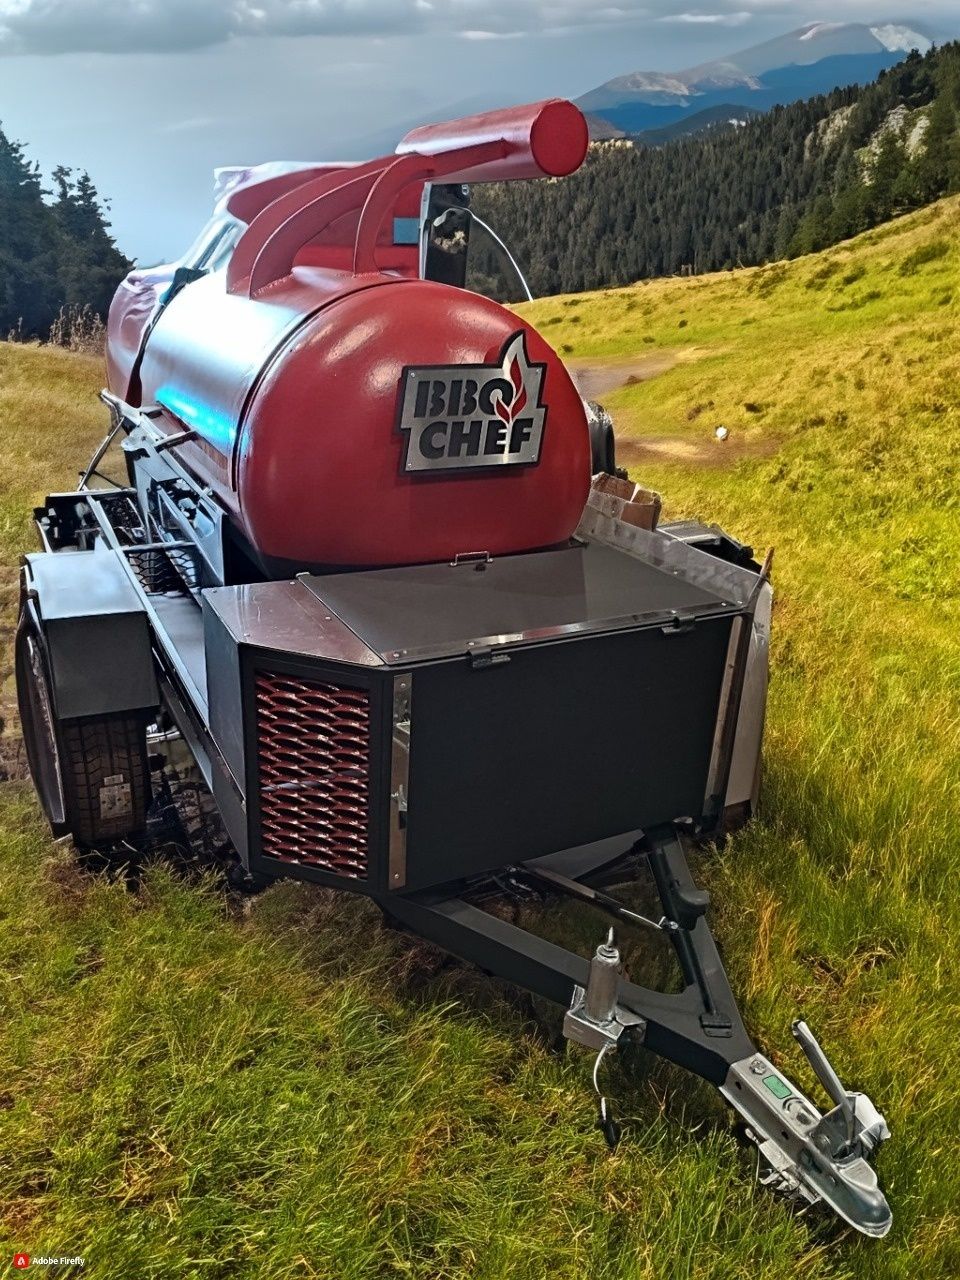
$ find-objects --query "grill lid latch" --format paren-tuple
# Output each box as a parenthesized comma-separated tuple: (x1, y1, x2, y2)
(467, 645, 511, 670)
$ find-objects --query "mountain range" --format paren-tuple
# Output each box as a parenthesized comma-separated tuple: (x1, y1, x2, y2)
(578, 21, 934, 137)
(471, 35, 960, 298)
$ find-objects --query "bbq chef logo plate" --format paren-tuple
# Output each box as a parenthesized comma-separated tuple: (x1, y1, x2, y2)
(397, 331, 547, 473)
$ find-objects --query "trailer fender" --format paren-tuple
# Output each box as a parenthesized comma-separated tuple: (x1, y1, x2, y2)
(21, 549, 159, 720)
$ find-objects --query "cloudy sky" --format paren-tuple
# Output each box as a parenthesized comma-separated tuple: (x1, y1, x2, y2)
(0, 0, 954, 262)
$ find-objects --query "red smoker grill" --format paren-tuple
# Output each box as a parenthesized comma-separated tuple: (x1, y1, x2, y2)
(15, 98, 891, 1237)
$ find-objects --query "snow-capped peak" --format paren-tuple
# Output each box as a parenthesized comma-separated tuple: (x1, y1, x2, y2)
(870, 24, 932, 54)
(799, 22, 844, 41)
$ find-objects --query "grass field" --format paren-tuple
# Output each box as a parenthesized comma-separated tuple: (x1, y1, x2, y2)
(1, 198, 959, 1279)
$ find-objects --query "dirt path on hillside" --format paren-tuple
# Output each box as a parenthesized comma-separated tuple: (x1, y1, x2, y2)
(616, 435, 778, 467)
(567, 348, 777, 468)
(566, 353, 677, 401)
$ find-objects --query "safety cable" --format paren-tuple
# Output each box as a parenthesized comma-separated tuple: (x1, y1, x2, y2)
(592, 1042, 621, 1150)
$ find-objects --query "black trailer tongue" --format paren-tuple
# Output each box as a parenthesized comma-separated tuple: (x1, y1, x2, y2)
(386, 828, 892, 1240)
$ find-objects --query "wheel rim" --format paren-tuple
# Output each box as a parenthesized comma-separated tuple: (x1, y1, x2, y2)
(16, 615, 67, 830)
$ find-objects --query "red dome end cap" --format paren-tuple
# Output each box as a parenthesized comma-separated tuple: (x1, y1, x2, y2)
(530, 99, 590, 177)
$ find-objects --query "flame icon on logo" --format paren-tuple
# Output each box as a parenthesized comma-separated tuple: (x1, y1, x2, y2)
(493, 333, 531, 425)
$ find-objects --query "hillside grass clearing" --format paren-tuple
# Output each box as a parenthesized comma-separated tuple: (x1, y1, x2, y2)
(1, 198, 959, 1278)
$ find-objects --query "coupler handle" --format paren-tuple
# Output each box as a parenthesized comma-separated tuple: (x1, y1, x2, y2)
(792, 1019, 856, 1145)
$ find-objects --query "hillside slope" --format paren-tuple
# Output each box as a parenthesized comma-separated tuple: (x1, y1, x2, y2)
(473, 40, 960, 296)
(1, 203, 959, 1278)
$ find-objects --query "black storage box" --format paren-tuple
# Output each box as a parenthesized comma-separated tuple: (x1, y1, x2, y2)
(203, 540, 745, 896)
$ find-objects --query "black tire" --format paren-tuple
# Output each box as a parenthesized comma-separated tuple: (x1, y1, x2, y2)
(15, 609, 151, 848)
(586, 400, 618, 476)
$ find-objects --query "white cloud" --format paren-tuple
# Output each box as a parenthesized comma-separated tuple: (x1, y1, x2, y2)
(460, 28, 524, 40)
(664, 10, 751, 23)
(0, 0, 946, 55)
(0, 0, 656, 54)
(155, 115, 222, 134)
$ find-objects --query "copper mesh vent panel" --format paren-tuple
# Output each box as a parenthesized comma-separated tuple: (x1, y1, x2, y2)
(254, 671, 370, 878)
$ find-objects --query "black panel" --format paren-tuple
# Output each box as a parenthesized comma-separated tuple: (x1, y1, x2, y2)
(25, 550, 159, 720)
(403, 619, 731, 890)
(303, 540, 737, 664)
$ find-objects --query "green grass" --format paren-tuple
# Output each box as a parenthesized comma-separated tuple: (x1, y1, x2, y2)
(2, 199, 960, 1277)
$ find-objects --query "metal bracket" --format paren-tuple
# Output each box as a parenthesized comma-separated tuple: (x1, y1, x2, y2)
(562, 927, 647, 1051)
(564, 984, 646, 1052)
(388, 674, 411, 889)
(644, 829, 732, 1035)
(154, 428, 199, 454)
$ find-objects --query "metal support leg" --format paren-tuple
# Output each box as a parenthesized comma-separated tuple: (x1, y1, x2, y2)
(644, 826, 733, 1033)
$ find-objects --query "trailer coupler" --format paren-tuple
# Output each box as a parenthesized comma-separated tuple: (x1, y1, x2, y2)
(382, 825, 891, 1238)
(721, 1027, 890, 1237)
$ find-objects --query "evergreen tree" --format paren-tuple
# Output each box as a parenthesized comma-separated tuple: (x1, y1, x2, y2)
(913, 92, 957, 202)
(947, 131, 960, 194)
(0, 125, 131, 339)
(829, 145, 867, 241)
(0, 127, 61, 335)
(868, 130, 908, 222)
(52, 166, 131, 320)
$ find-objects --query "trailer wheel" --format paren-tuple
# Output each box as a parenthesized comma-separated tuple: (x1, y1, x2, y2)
(15, 610, 151, 848)
(586, 401, 629, 478)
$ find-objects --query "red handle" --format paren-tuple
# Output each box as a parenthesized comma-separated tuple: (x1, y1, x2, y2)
(248, 168, 384, 295)
(228, 99, 588, 295)
(396, 98, 588, 182)
(227, 158, 386, 295)
(352, 140, 506, 276)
